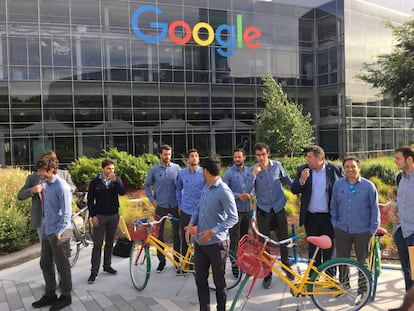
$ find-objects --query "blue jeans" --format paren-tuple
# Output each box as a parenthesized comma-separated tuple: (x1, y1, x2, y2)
(394, 227, 414, 291)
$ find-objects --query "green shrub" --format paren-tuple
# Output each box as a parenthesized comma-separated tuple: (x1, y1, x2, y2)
(361, 157, 399, 185)
(0, 167, 37, 252)
(67, 156, 101, 191)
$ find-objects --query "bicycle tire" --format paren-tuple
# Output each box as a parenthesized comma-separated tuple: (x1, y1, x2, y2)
(129, 241, 151, 291)
(309, 257, 372, 311)
(370, 240, 381, 301)
(208, 249, 242, 290)
(69, 229, 80, 267)
(229, 274, 251, 311)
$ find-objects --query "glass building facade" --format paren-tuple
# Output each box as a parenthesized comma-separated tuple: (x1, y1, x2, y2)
(0, 0, 413, 168)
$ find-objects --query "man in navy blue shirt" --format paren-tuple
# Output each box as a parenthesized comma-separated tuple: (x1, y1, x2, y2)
(251, 143, 293, 289)
(223, 148, 254, 253)
(176, 148, 205, 260)
(144, 144, 180, 272)
(185, 154, 238, 311)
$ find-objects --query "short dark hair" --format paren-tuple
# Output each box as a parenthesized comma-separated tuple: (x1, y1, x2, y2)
(304, 145, 325, 159)
(342, 155, 361, 167)
(200, 153, 222, 176)
(36, 154, 59, 174)
(186, 148, 198, 158)
(101, 159, 115, 168)
(253, 143, 270, 154)
(395, 146, 414, 160)
(233, 148, 246, 156)
(161, 144, 172, 153)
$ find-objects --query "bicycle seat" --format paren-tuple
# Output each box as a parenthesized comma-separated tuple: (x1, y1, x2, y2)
(306, 235, 332, 250)
(184, 225, 198, 237)
(375, 227, 388, 236)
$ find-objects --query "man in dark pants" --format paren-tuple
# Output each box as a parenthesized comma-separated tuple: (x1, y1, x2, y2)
(144, 144, 180, 272)
(32, 154, 73, 311)
(291, 145, 343, 266)
(87, 159, 125, 284)
(185, 154, 238, 311)
(251, 143, 293, 289)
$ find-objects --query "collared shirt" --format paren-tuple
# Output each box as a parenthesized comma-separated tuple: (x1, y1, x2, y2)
(308, 163, 329, 213)
(330, 176, 379, 234)
(190, 178, 238, 245)
(222, 164, 254, 212)
(144, 161, 180, 208)
(43, 175, 72, 236)
(176, 166, 205, 215)
(395, 171, 414, 238)
(253, 160, 293, 213)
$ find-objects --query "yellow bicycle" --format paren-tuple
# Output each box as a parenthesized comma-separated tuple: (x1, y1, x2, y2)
(231, 211, 372, 311)
(129, 214, 241, 291)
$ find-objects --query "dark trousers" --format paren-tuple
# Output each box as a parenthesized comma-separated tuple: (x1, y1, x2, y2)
(156, 206, 181, 264)
(40, 228, 72, 296)
(194, 241, 229, 311)
(229, 211, 251, 253)
(256, 207, 289, 266)
(304, 212, 334, 266)
(394, 227, 414, 291)
(180, 210, 192, 256)
(91, 213, 119, 273)
(335, 228, 372, 294)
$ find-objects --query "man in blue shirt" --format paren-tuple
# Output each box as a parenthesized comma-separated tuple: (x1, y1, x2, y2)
(223, 148, 254, 253)
(330, 155, 379, 305)
(291, 145, 343, 266)
(392, 147, 414, 293)
(32, 154, 73, 311)
(144, 144, 180, 272)
(185, 154, 238, 311)
(176, 148, 205, 260)
(251, 143, 293, 289)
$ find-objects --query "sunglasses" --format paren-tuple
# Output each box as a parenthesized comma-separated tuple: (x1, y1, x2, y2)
(349, 184, 356, 195)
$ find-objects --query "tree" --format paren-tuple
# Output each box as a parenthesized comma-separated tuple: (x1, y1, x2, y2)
(358, 19, 414, 120)
(256, 74, 315, 157)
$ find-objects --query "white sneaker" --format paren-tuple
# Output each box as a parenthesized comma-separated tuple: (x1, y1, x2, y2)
(354, 293, 364, 305)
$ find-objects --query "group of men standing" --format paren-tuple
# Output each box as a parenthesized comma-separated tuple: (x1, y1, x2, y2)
(17, 143, 414, 311)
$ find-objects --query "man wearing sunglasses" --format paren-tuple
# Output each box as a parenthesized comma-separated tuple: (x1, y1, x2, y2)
(330, 155, 380, 305)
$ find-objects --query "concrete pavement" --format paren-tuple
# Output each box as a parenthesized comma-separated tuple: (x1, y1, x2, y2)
(0, 243, 406, 310)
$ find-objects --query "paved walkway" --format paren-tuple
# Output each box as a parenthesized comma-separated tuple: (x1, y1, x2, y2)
(0, 243, 406, 310)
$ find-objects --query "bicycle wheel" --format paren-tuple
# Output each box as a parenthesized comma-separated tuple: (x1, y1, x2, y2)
(310, 257, 372, 311)
(229, 274, 251, 311)
(370, 240, 381, 301)
(69, 229, 80, 267)
(129, 241, 151, 291)
(208, 249, 242, 290)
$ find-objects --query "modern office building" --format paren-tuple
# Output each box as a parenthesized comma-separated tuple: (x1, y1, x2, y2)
(0, 0, 413, 168)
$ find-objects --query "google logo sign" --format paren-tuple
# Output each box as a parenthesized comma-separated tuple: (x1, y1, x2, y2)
(131, 5, 262, 58)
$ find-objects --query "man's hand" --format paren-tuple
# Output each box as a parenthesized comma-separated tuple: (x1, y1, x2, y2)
(251, 164, 262, 177)
(151, 200, 158, 209)
(238, 193, 251, 202)
(300, 168, 311, 184)
(31, 183, 43, 195)
(198, 229, 215, 243)
(185, 224, 193, 245)
(91, 216, 99, 227)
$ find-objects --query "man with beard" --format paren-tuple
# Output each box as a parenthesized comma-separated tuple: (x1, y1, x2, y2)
(176, 148, 205, 264)
(144, 144, 180, 273)
(223, 148, 254, 254)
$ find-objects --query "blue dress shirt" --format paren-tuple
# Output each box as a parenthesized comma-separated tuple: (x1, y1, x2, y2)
(222, 165, 254, 212)
(395, 171, 414, 238)
(176, 166, 205, 215)
(330, 176, 379, 234)
(253, 160, 293, 213)
(144, 162, 180, 208)
(190, 178, 238, 245)
(43, 175, 72, 236)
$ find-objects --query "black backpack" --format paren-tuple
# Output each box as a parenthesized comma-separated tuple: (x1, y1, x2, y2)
(396, 172, 403, 187)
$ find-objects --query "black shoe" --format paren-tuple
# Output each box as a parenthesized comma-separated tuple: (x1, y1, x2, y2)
(50, 295, 71, 311)
(103, 266, 117, 275)
(263, 275, 272, 289)
(157, 262, 166, 273)
(88, 272, 98, 284)
(32, 294, 57, 308)
(176, 267, 182, 276)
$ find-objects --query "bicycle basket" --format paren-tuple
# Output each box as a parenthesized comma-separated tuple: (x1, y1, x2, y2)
(237, 234, 279, 278)
(129, 218, 161, 241)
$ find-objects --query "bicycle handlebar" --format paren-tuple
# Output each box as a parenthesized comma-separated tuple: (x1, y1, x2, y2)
(133, 214, 178, 227)
(251, 210, 300, 248)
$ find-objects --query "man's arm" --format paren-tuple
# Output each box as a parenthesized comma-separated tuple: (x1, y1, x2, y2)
(143, 168, 155, 202)
(17, 173, 37, 200)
